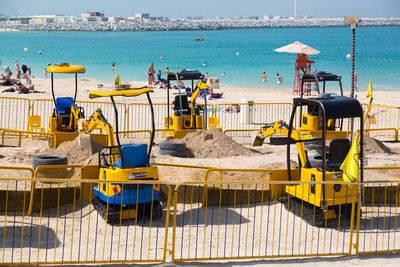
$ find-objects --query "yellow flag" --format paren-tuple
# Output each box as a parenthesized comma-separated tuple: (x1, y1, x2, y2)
(340, 133, 360, 183)
(115, 74, 121, 85)
(366, 79, 373, 103)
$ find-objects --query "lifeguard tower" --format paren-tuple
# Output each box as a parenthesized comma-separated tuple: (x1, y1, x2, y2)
(274, 41, 320, 96)
(293, 54, 314, 95)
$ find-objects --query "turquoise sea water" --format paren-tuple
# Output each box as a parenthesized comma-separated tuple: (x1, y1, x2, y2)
(0, 26, 399, 91)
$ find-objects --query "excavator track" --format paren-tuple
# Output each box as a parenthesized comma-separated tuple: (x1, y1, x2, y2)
(92, 196, 162, 224)
(279, 196, 358, 228)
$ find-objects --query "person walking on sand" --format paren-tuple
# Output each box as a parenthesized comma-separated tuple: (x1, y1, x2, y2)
(261, 72, 267, 83)
(147, 63, 156, 86)
(354, 72, 359, 92)
(276, 73, 283, 84)
(111, 62, 115, 71)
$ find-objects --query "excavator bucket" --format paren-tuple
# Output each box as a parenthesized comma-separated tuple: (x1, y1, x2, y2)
(252, 133, 265, 146)
(79, 134, 108, 154)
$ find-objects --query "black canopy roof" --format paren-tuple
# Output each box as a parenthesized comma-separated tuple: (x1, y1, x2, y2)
(167, 70, 204, 81)
(302, 72, 341, 82)
(293, 94, 363, 119)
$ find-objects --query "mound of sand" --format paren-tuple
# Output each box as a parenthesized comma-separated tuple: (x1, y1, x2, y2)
(259, 160, 299, 170)
(363, 136, 393, 154)
(182, 128, 258, 158)
(46, 137, 98, 165)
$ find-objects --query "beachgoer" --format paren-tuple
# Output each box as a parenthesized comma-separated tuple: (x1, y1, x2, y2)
(147, 63, 156, 86)
(261, 72, 267, 82)
(28, 67, 31, 76)
(14, 61, 21, 79)
(12, 78, 35, 93)
(21, 63, 28, 75)
(276, 73, 283, 84)
(225, 104, 240, 113)
(111, 62, 115, 71)
(157, 70, 167, 84)
(354, 72, 359, 92)
(202, 61, 206, 66)
(164, 67, 169, 75)
(0, 66, 17, 85)
(205, 72, 209, 77)
(222, 71, 225, 76)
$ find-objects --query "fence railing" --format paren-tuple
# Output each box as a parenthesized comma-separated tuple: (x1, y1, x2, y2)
(1, 97, 400, 141)
(0, 176, 171, 264)
(0, 97, 31, 131)
(0, 164, 399, 264)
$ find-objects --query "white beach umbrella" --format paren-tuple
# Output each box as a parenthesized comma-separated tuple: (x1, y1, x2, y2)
(274, 41, 320, 55)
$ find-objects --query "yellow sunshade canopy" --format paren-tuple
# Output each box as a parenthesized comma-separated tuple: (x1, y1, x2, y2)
(46, 64, 86, 74)
(89, 87, 154, 99)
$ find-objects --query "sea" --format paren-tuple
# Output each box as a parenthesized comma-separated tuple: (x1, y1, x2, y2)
(1, 26, 399, 92)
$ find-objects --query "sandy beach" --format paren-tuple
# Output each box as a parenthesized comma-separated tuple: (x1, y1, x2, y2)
(1, 76, 400, 105)
(1, 76, 400, 172)
(1, 76, 400, 266)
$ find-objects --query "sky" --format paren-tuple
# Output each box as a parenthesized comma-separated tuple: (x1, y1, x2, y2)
(1, 0, 399, 18)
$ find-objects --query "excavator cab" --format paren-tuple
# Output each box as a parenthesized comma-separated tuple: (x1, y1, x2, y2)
(47, 63, 86, 147)
(165, 70, 221, 138)
(87, 88, 161, 223)
(298, 72, 347, 139)
(284, 93, 364, 226)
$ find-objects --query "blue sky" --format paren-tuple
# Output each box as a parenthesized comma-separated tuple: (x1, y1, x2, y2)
(1, 0, 399, 18)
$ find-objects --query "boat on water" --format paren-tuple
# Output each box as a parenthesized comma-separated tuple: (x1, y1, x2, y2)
(195, 37, 204, 41)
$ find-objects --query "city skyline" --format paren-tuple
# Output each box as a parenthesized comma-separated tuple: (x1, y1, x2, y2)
(1, 0, 400, 18)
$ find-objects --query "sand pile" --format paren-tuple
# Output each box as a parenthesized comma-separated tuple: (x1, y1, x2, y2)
(46, 137, 98, 165)
(182, 128, 258, 158)
(259, 160, 299, 170)
(363, 136, 393, 154)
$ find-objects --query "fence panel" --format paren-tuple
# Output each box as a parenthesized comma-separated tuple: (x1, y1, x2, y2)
(0, 97, 31, 131)
(0, 177, 171, 264)
(172, 180, 357, 262)
(357, 181, 400, 255)
(214, 103, 293, 136)
(363, 104, 400, 139)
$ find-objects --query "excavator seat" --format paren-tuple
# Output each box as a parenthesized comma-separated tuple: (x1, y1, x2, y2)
(173, 95, 191, 116)
(56, 97, 74, 115)
(113, 144, 147, 169)
(327, 138, 350, 170)
(308, 138, 350, 170)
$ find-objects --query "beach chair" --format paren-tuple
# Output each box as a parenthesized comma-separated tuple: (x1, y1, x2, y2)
(28, 115, 45, 140)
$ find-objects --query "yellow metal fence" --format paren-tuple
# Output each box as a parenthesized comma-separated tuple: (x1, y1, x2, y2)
(0, 165, 399, 264)
(1, 97, 400, 141)
(0, 177, 171, 265)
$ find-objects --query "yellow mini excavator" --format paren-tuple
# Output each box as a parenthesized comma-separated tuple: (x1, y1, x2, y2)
(83, 87, 161, 223)
(259, 94, 364, 226)
(47, 63, 86, 148)
(164, 70, 221, 138)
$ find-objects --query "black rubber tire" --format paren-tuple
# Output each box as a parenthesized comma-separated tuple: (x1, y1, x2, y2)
(159, 148, 187, 158)
(32, 154, 68, 170)
(159, 140, 187, 151)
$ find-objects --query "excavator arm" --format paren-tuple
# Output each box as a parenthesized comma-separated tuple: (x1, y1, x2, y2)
(83, 108, 116, 148)
(68, 104, 85, 131)
(252, 120, 309, 167)
(189, 81, 209, 128)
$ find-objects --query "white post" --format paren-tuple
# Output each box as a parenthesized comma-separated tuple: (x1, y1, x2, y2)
(294, 0, 297, 18)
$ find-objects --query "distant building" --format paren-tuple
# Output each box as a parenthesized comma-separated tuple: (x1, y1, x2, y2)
(81, 12, 106, 22)
(134, 13, 150, 20)
(272, 16, 281, 20)
(263, 15, 272, 20)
